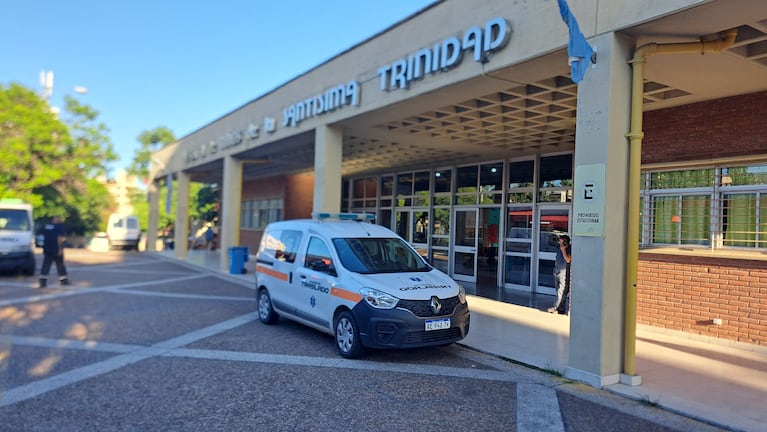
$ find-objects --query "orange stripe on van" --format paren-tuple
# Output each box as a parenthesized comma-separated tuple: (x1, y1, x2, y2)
(331, 287, 362, 303)
(256, 265, 289, 281)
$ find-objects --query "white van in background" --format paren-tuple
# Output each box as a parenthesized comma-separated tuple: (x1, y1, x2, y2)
(0, 199, 36, 275)
(106, 214, 141, 250)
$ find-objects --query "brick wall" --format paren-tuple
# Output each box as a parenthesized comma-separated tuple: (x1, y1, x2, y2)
(643, 90, 767, 165)
(637, 253, 767, 346)
(239, 174, 314, 250)
(638, 90, 767, 347)
(284, 173, 314, 220)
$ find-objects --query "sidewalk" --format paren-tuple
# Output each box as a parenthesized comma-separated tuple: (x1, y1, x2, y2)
(161, 249, 767, 432)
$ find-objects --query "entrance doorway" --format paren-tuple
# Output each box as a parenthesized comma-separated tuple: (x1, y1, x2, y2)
(452, 207, 500, 284)
(395, 209, 429, 259)
(535, 206, 571, 295)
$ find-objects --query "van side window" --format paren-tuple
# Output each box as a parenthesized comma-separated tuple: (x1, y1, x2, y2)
(305, 237, 336, 276)
(278, 230, 302, 263)
(260, 229, 303, 263)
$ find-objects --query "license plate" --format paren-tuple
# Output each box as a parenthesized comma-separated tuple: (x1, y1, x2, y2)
(425, 318, 451, 331)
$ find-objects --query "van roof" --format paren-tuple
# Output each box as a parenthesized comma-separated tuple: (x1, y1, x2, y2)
(0, 201, 33, 211)
(267, 219, 396, 239)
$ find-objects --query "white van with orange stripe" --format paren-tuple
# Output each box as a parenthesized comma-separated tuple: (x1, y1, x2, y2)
(255, 213, 470, 358)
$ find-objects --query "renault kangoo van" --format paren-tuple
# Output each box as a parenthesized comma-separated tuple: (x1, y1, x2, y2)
(255, 213, 470, 358)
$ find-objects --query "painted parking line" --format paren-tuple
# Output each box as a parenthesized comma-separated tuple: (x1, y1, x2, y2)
(0, 274, 209, 307)
(0, 312, 261, 407)
(1, 309, 532, 408)
(105, 288, 252, 302)
(517, 383, 565, 432)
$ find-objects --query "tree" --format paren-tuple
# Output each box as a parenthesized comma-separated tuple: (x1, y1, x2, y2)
(127, 127, 219, 238)
(127, 126, 178, 233)
(128, 126, 176, 181)
(0, 82, 70, 208)
(196, 183, 219, 224)
(0, 82, 115, 234)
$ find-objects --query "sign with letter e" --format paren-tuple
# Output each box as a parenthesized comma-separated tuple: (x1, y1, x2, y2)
(573, 164, 605, 237)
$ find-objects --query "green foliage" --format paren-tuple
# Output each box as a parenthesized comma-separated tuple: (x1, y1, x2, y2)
(129, 181, 207, 233)
(0, 83, 115, 234)
(196, 184, 220, 223)
(61, 95, 118, 177)
(0, 82, 71, 208)
(126, 126, 220, 236)
(127, 126, 176, 181)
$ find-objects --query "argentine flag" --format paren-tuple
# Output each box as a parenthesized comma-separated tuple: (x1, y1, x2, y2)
(557, 0, 596, 83)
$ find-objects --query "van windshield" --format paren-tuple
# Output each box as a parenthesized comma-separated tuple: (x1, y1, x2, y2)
(332, 238, 431, 274)
(0, 210, 31, 231)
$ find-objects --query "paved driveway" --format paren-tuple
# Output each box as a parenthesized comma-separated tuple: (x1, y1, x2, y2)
(0, 249, 726, 431)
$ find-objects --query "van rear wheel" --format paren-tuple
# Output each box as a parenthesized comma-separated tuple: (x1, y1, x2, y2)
(257, 289, 279, 324)
(334, 311, 364, 359)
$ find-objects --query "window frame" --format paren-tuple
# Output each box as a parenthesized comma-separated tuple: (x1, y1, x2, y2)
(641, 163, 767, 251)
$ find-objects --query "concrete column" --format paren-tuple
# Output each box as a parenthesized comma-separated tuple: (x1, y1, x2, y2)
(565, 32, 634, 387)
(313, 125, 343, 214)
(220, 155, 243, 271)
(174, 171, 190, 259)
(146, 181, 159, 251)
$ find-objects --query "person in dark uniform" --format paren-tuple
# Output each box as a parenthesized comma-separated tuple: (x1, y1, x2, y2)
(39, 215, 69, 288)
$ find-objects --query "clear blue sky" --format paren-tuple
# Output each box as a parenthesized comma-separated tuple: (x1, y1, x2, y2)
(2, 0, 436, 175)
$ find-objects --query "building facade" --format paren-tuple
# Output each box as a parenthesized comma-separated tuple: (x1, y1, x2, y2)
(148, 0, 767, 387)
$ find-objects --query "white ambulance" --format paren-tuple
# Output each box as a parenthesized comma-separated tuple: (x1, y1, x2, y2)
(255, 213, 470, 358)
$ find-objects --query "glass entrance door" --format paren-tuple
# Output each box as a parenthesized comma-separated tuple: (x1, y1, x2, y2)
(535, 206, 571, 295)
(503, 206, 534, 291)
(395, 209, 429, 260)
(452, 208, 478, 283)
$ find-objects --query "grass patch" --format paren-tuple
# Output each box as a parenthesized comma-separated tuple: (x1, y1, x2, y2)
(640, 395, 660, 407)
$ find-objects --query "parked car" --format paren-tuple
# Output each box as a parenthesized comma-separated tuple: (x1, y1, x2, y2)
(254, 213, 470, 358)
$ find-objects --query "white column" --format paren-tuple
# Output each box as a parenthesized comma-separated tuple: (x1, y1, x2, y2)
(565, 32, 634, 387)
(146, 181, 159, 251)
(174, 171, 190, 259)
(220, 155, 243, 271)
(313, 125, 343, 213)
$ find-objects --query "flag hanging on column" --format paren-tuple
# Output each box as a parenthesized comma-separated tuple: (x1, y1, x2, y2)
(557, 0, 596, 83)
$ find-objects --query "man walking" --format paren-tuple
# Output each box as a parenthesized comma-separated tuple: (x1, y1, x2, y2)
(39, 215, 69, 288)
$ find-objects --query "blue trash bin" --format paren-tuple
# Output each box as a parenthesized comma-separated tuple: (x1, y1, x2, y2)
(229, 246, 247, 274)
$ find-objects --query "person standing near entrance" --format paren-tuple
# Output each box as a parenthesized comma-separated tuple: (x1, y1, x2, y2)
(547, 234, 571, 314)
(39, 215, 69, 288)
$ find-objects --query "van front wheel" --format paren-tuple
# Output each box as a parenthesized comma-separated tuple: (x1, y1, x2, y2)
(257, 289, 279, 324)
(334, 311, 364, 359)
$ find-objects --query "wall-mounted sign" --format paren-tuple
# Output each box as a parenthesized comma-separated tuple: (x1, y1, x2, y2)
(282, 80, 360, 128)
(186, 117, 275, 164)
(185, 17, 511, 164)
(377, 17, 510, 91)
(573, 164, 606, 237)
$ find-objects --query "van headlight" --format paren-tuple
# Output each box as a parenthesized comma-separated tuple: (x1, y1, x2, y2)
(458, 284, 466, 304)
(360, 287, 399, 309)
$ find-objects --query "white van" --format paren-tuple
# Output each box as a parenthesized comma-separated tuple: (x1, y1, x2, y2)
(255, 213, 470, 358)
(106, 214, 141, 250)
(0, 199, 36, 275)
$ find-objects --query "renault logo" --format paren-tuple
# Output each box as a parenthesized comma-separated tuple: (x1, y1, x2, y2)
(429, 296, 442, 315)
